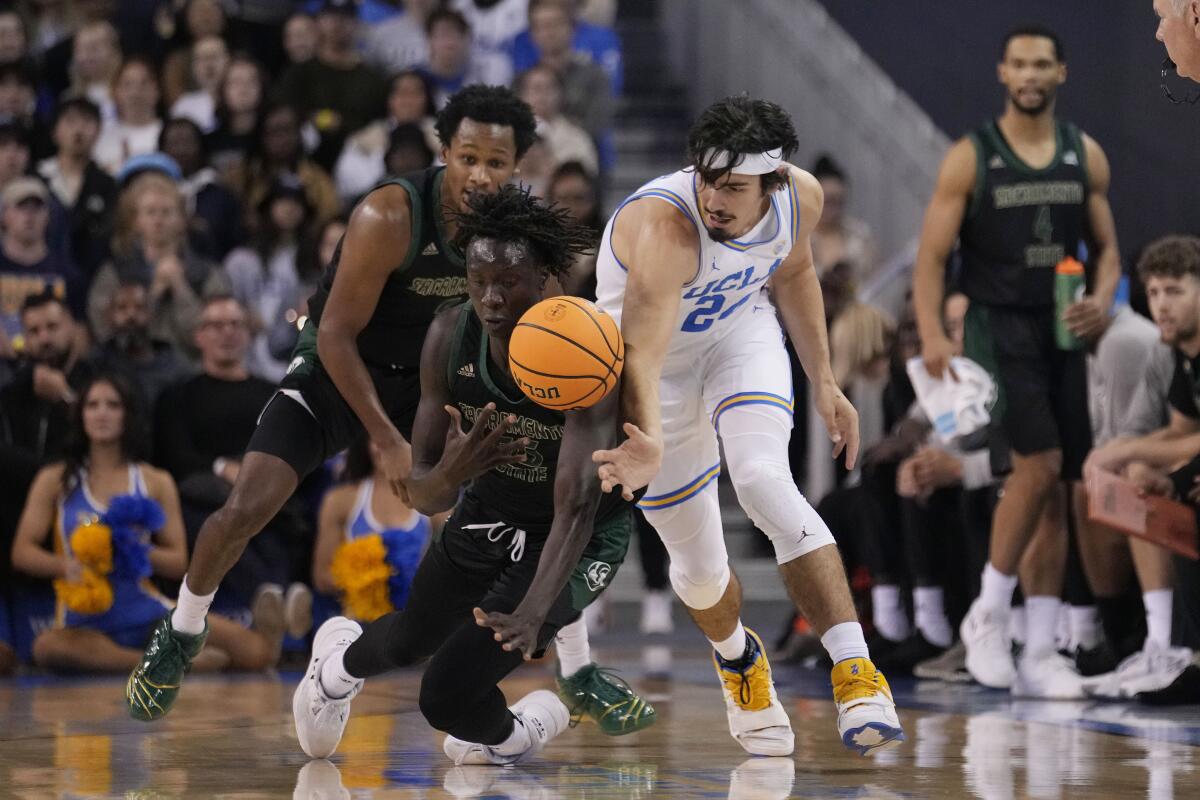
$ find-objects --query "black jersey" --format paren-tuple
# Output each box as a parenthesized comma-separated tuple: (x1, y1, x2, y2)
(958, 119, 1092, 308)
(307, 167, 468, 369)
(444, 303, 627, 535)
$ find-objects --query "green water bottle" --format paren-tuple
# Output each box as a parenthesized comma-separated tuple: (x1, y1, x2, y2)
(1055, 256, 1086, 350)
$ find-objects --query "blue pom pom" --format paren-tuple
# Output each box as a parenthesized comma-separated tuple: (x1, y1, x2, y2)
(103, 494, 166, 531)
(103, 494, 162, 581)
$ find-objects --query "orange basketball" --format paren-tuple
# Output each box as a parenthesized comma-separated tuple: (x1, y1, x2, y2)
(508, 296, 624, 410)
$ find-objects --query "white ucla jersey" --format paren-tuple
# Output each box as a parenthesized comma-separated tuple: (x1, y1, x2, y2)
(595, 168, 801, 363)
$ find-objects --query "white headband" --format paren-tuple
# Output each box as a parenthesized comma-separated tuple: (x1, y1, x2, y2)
(701, 147, 784, 175)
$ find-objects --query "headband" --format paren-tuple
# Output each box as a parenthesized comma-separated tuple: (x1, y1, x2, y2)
(700, 147, 785, 175)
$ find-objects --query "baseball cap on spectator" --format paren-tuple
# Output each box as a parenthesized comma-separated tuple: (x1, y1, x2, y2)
(116, 152, 183, 186)
(2, 175, 49, 206)
(319, 0, 360, 16)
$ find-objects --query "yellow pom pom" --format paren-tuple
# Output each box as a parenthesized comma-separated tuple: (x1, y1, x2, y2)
(70, 522, 113, 574)
(54, 568, 115, 615)
(331, 535, 394, 622)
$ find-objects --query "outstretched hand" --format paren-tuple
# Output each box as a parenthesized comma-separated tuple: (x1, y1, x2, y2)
(441, 402, 529, 482)
(592, 422, 663, 500)
(474, 606, 543, 660)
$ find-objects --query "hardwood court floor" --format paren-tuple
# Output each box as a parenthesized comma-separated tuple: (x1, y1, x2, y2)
(1, 641, 1198, 799)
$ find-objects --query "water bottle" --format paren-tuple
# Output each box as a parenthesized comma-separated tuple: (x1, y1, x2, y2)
(1054, 256, 1086, 350)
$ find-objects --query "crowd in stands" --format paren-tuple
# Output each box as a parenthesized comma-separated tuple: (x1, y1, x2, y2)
(0, 0, 621, 674)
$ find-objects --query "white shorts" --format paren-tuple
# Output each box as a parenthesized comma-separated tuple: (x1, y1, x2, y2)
(638, 305, 794, 512)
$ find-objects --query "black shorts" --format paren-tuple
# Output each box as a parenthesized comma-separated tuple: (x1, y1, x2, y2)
(432, 498, 633, 652)
(245, 323, 421, 479)
(964, 303, 1092, 480)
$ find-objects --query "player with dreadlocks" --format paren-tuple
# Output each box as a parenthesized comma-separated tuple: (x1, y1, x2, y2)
(294, 185, 655, 766)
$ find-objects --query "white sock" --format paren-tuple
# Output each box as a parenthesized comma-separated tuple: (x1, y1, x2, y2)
(914, 586, 953, 647)
(1144, 589, 1174, 649)
(493, 714, 534, 755)
(978, 563, 1018, 613)
(554, 618, 592, 677)
(821, 621, 870, 664)
(871, 584, 910, 642)
(1069, 605, 1103, 650)
(1009, 606, 1027, 645)
(171, 577, 215, 635)
(711, 620, 748, 662)
(1024, 596, 1061, 658)
(319, 648, 359, 699)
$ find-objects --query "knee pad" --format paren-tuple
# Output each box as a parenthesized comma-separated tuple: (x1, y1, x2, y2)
(668, 560, 731, 611)
(730, 459, 836, 564)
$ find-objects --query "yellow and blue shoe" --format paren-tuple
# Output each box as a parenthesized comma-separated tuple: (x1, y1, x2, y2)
(555, 663, 657, 735)
(831, 657, 904, 756)
(713, 628, 794, 756)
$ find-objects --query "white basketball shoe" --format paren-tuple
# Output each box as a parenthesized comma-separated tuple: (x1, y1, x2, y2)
(293, 617, 364, 758)
(442, 689, 570, 766)
(960, 600, 1017, 689)
(712, 628, 795, 757)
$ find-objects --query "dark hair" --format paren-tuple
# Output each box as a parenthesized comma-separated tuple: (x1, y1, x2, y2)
(514, 64, 564, 96)
(200, 292, 244, 312)
(159, 116, 207, 154)
(298, 214, 348, 282)
(435, 84, 538, 159)
(389, 69, 436, 119)
(250, 102, 302, 167)
(426, 8, 469, 37)
(61, 372, 149, 493)
(1001, 24, 1064, 62)
(548, 160, 602, 233)
(0, 59, 35, 88)
(253, 174, 312, 261)
(1137, 235, 1200, 283)
(54, 94, 102, 125)
(451, 184, 593, 279)
(0, 119, 30, 148)
(687, 95, 799, 193)
(20, 287, 67, 316)
(386, 122, 434, 168)
(811, 154, 845, 183)
(342, 434, 374, 483)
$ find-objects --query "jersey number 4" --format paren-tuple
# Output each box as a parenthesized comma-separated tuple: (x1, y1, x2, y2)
(681, 293, 753, 332)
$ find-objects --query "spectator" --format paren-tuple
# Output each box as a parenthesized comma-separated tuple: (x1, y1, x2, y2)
(276, 0, 391, 172)
(169, 36, 230, 134)
(0, 120, 28, 190)
(516, 65, 598, 175)
(449, 0, 526, 86)
(384, 123, 435, 175)
(527, 0, 612, 145)
(91, 278, 191, 409)
(0, 177, 83, 353)
(10, 371, 284, 673)
(28, 0, 77, 60)
(223, 175, 315, 382)
(0, 60, 52, 162)
(206, 55, 265, 180)
(67, 21, 121, 123)
(547, 160, 601, 297)
(303, 215, 349, 284)
(37, 95, 118, 282)
(88, 172, 229, 357)
(160, 117, 243, 260)
(311, 433, 432, 618)
(512, 0, 622, 95)
(93, 57, 165, 176)
(362, 0, 435, 75)
(160, 0, 229, 106)
(282, 12, 319, 68)
(810, 154, 879, 287)
(333, 69, 438, 203)
(0, 7, 29, 64)
(154, 295, 308, 616)
(228, 104, 340, 233)
(419, 8, 489, 108)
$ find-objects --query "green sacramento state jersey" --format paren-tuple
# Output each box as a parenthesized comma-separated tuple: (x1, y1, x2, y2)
(445, 303, 627, 534)
(958, 119, 1092, 308)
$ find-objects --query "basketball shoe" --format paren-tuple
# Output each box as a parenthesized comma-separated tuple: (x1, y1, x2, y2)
(831, 657, 905, 756)
(292, 759, 349, 800)
(442, 689, 570, 766)
(1082, 644, 1194, 700)
(555, 663, 656, 735)
(293, 617, 364, 758)
(1012, 650, 1086, 699)
(712, 628, 794, 756)
(126, 616, 208, 721)
(959, 599, 1017, 689)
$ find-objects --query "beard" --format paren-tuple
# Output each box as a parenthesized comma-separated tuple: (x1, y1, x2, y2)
(703, 223, 734, 243)
(112, 326, 150, 355)
(1010, 87, 1054, 116)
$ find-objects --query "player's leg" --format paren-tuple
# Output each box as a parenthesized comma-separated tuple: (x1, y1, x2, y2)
(203, 614, 280, 671)
(127, 393, 330, 721)
(34, 628, 143, 672)
(707, 309, 900, 756)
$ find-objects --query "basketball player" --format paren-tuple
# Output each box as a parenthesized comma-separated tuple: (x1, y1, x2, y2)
(295, 185, 653, 765)
(912, 26, 1121, 697)
(590, 95, 903, 757)
(1155, 0, 1200, 80)
(126, 86, 624, 725)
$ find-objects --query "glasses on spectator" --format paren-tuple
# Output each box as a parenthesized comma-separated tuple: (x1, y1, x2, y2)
(200, 318, 246, 331)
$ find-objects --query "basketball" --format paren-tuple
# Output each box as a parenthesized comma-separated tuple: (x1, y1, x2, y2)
(508, 296, 624, 410)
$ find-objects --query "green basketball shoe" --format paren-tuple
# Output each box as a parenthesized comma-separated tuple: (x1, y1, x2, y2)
(555, 663, 656, 735)
(126, 616, 208, 721)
